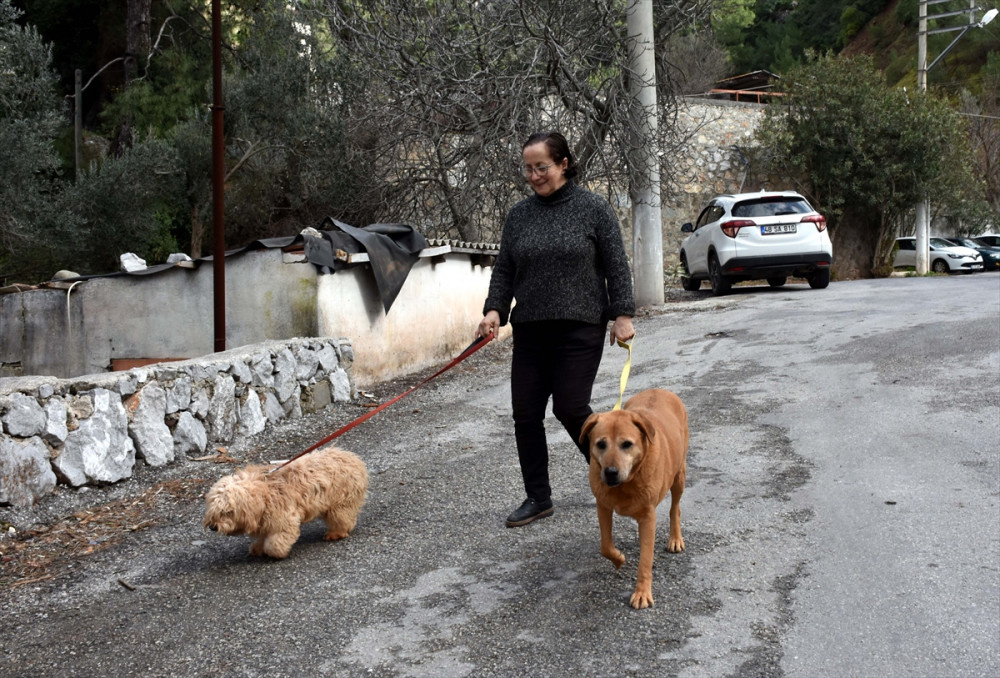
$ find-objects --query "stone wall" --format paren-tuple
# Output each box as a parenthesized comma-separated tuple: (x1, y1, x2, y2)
(662, 98, 768, 276)
(0, 337, 353, 507)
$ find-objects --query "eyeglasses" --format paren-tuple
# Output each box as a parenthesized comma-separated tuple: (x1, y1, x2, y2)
(523, 163, 555, 177)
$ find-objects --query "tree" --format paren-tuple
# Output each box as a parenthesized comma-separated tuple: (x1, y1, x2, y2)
(659, 29, 731, 95)
(749, 53, 983, 277)
(721, 0, 893, 74)
(962, 53, 1000, 221)
(52, 139, 184, 273)
(203, 6, 362, 252)
(711, 0, 755, 48)
(307, 0, 715, 244)
(0, 0, 67, 283)
(8, 0, 736, 280)
(109, 0, 152, 154)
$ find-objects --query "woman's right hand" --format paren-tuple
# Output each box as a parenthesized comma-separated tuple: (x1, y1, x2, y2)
(477, 310, 500, 341)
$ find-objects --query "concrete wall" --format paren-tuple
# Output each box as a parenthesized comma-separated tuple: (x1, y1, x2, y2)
(77, 250, 321, 375)
(0, 246, 500, 388)
(1, 287, 83, 378)
(318, 255, 500, 384)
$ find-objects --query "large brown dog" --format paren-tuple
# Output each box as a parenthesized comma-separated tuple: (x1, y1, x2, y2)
(580, 388, 688, 609)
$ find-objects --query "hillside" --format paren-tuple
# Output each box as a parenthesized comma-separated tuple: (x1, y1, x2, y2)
(841, 0, 1000, 92)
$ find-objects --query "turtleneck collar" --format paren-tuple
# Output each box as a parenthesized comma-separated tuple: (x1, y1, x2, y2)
(534, 179, 576, 205)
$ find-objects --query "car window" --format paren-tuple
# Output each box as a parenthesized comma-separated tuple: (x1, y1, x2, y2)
(930, 237, 955, 248)
(695, 204, 724, 230)
(897, 239, 915, 251)
(732, 197, 812, 218)
(695, 205, 714, 229)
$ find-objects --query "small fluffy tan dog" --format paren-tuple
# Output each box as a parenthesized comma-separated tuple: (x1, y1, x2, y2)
(203, 445, 368, 559)
(580, 388, 688, 609)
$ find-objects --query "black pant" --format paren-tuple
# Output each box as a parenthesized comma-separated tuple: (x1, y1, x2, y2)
(511, 320, 606, 502)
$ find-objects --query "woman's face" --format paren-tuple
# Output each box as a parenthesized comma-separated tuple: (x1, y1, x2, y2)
(522, 142, 568, 198)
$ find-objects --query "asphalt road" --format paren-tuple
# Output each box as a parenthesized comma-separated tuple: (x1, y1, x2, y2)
(2, 273, 998, 678)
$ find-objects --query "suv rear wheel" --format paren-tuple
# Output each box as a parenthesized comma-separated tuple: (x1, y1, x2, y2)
(709, 253, 731, 296)
(767, 276, 787, 287)
(680, 255, 701, 291)
(808, 267, 830, 289)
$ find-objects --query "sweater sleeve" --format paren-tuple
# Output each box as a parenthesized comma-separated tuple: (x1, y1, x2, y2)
(483, 213, 516, 326)
(595, 199, 635, 319)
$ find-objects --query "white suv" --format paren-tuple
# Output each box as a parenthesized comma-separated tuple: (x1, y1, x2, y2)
(892, 237, 983, 273)
(679, 191, 833, 295)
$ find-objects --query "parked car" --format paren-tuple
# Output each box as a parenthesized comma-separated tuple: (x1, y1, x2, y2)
(893, 236, 983, 273)
(678, 190, 833, 295)
(942, 237, 1000, 271)
(973, 234, 1000, 248)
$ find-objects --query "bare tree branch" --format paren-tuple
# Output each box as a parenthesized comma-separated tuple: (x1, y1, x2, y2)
(303, 0, 719, 243)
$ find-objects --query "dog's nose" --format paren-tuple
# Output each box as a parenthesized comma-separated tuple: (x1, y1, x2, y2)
(603, 467, 620, 486)
(208, 524, 218, 532)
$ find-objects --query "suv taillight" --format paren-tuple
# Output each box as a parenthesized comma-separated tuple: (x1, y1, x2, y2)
(801, 214, 827, 232)
(720, 220, 755, 238)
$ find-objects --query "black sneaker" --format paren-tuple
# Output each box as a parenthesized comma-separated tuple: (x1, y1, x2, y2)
(505, 498, 554, 527)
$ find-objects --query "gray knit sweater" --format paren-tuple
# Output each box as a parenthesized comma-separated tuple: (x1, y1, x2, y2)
(484, 181, 635, 326)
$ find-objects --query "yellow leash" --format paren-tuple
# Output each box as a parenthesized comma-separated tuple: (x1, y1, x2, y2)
(612, 337, 633, 411)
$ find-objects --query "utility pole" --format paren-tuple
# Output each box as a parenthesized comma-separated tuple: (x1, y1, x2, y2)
(626, 0, 664, 307)
(74, 69, 82, 183)
(916, 0, 929, 275)
(915, 0, 997, 274)
(211, 0, 226, 351)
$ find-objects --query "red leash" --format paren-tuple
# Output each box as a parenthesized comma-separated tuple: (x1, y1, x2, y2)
(270, 331, 496, 473)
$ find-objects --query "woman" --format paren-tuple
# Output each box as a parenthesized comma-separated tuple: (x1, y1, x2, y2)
(477, 131, 636, 527)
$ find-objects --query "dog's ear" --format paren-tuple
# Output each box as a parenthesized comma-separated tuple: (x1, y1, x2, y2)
(630, 412, 655, 445)
(579, 413, 601, 445)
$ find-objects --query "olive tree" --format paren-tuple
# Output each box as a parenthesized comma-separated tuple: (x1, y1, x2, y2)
(0, 0, 66, 283)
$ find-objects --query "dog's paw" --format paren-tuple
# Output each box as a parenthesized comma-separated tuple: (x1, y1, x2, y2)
(667, 535, 685, 553)
(602, 547, 626, 570)
(629, 589, 654, 610)
(324, 530, 349, 541)
(249, 542, 266, 557)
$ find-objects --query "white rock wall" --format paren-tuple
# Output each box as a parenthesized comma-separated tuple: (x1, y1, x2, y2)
(0, 338, 354, 507)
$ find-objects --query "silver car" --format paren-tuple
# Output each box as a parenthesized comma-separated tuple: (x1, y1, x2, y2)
(893, 237, 983, 274)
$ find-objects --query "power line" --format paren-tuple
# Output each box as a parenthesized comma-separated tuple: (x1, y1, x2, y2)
(958, 112, 1000, 120)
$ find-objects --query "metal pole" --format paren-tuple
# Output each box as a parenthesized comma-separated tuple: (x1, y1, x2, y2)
(915, 0, 929, 275)
(626, 0, 664, 307)
(74, 69, 82, 183)
(211, 0, 226, 352)
(918, 1, 927, 91)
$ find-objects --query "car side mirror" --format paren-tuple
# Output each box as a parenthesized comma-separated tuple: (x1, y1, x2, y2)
(681, 222, 694, 233)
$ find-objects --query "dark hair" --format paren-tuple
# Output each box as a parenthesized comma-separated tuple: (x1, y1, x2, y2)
(522, 131, 578, 180)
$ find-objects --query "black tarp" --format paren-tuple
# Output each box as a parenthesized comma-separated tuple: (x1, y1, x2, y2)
(305, 219, 428, 313)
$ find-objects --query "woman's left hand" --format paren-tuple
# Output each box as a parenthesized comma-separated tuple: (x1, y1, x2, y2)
(609, 315, 635, 346)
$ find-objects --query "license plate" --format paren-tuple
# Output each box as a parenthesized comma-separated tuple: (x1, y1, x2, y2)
(761, 224, 796, 235)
